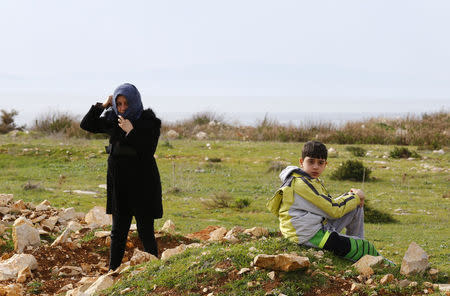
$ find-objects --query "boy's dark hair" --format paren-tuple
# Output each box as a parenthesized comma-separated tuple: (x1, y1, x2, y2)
(302, 141, 328, 160)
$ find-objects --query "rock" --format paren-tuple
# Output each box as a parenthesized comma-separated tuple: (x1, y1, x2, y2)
(59, 207, 77, 222)
(31, 214, 47, 224)
(59, 266, 83, 276)
(166, 130, 179, 139)
(161, 220, 176, 233)
(11, 200, 27, 212)
(130, 249, 158, 266)
(400, 242, 429, 275)
(243, 227, 269, 237)
(41, 216, 58, 232)
(94, 231, 110, 238)
(208, 227, 227, 241)
(0, 283, 24, 296)
(35, 200, 51, 211)
(161, 244, 186, 260)
(16, 266, 31, 283)
(352, 255, 384, 276)
(398, 279, 411, 288)
(0, 254, 38, 280)
(225, 226, 245, 237)
(51, 221, 82, 246)
(267, 271, 276, 280)
(428, 268, 439, 276)
(0, 224, 6, 235)
(0, 194, 13, 207)
(12, 217, 40, 253)
(196, 131, 207, 140)
(380, 274, 394, 285)
(432, 149, 445, 155)
(350, 283, 362, 292)
(0, 207, 10, 215)
(237, 268, 251, 275)
(57, 283, 73, 293)
(253, 254, 310, 272)
(84, 206, 111, 227)
(84, 274, 115, 295)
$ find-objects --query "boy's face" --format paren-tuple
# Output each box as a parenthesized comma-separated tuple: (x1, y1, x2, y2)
(300, 157, 327, 179)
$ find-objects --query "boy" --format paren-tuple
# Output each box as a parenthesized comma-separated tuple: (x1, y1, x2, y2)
(267, 141, 385, 262)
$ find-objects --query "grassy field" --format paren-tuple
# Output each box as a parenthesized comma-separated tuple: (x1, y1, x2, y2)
(0, 132, 448, 275)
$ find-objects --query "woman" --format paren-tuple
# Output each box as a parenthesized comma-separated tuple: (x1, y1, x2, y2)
(80, 83, 163, 270)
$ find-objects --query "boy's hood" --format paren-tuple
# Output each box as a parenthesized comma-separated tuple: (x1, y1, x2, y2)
(279, 166, 312, 182)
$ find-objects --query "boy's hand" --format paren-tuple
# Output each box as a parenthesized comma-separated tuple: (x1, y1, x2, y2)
(350, 188, 365, 207)
(102, 95, 113, 108)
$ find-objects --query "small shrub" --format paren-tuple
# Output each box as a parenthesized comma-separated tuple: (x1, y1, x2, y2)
(389, 147, 420, 159)
(33, 111, 76, 134)
(202, 191, 233, 209)
(162, 140, 174, 149)
(0, 109, 23, 134)
(345, 146, 366, 157)
(191, 112, 223, 125)
(207, 157, 222, 163)
(234, 197, 251, 209)
(27, 281, 43, 295)
(331, 160, 371, 181)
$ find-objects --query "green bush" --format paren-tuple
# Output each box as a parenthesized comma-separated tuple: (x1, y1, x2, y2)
(345, 146, 366, 157)
(0, 109, 24, 134)
(331, 160, 371, 181)
(389, 147, 420, 159)
(234, 197, 251, 209)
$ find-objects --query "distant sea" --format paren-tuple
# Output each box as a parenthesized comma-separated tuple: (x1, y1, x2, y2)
(158, 111, 418, 127)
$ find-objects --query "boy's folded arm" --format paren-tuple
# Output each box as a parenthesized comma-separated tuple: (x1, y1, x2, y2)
(292, 178, 360, 219)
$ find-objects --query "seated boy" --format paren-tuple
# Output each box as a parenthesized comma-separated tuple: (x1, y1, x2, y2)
(267, 140, 387, 262)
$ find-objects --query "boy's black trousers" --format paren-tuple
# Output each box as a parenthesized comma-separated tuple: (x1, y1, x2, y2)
(109, 212, 158, 270)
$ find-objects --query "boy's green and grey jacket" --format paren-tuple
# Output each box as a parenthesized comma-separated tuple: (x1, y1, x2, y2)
(267, 166, 360, 244)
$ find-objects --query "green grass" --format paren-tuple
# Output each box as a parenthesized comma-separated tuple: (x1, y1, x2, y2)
(0, 133, 449, 279)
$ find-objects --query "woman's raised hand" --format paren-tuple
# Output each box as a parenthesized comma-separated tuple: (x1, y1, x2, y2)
(102, 95, 113, 108)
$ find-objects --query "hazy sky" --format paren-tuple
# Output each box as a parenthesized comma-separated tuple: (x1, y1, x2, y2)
(1, 0, 449, 124)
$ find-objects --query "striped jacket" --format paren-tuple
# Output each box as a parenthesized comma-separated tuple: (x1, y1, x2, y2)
(267, 166, 360, 244)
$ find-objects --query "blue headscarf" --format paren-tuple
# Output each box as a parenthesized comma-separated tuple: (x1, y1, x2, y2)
(110, 83, 143, 121)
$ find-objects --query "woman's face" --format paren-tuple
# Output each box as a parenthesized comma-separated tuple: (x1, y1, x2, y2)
(116, 95, 128, 114)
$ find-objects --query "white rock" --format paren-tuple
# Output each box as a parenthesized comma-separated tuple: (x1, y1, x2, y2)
(84, 206, 111, 227)
(438, 284, 450, 292)
(237, 268, 250, 275)
(51, 221, 82, 246)
(59, 266, 83, 276)
(432, 149, 445, 155)
(267, 271, 276, 280)
(161, 220, 175, 233)
(130, 249, 158, 266)
(16, 266, 32, 283)
(84, 274, 115, 296)
(161, 244, 186, 260)
(400, 242, 429, 275)
(0, 207, 10, 215)
(0, 194, 13, 207)
(0, 254, 38, 280)
(196, 131, 207, 140)
(98, 184, 107, 190)
(253, 254, 310, 272)
(166, 130, 179, 139)
(243, 227, 269, 237)
(35, 200, 51, 211)
(12, 217, 40, 253)
(59, 207, 77, 221)
(0, 223, 6, 235)
(41, 216, 59, 231)
(208, 227, 227, 241)
(352, 255, 384, 276)
(94, 231, 110, 238)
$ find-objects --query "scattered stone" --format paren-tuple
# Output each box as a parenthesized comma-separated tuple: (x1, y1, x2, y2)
(398, 279, 411, 288)
(352, 255, 384, 276)
(350, 283, 362, 292)
(0, 194, 13, 207)
(51, 221, 82, 246)
(57, 283, 73, 293)
(428, 268, 439, 276)
(400, 242, 429, 275)
(84, 274, 115, 295)
(120, 287, 132, 295)
(41, 216, 58, 231)
(253, 254, 309, 272)
(16, 266, 32, 283)
(94, 231, 110, 238)
(0, 224, 6, 235)
(58, 266, 83, 276)
(35, 200, 51, 211)
(84, 206, 111, 227)
(208, 227, 227, 241)
(59, 207, 77, 222)
(365, 278, 374, 285)
(166, 130, 179, 139)
(12, 217, 40, 253)
(161, 244, 186, 260)
(0, 254, 38, 280)
(161, 220, 176, 233)
(438, 284, 450, 292)
(237, 268, 250, 275)
(243, 227, 269, 237)
(409, 281, 418, 287)
(98, 184, 107, 190)
(11, 200, 27, 212)
(267, 271, 276, 280)
(423, 281, 433, 288)
(130, 249, 158, 266)
(380, 274, 394, 285)
(432, 149, 445, 155)
(0, 283, 24, 296)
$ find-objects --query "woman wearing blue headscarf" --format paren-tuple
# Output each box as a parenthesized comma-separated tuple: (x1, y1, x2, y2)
(81, 83, 163, 270)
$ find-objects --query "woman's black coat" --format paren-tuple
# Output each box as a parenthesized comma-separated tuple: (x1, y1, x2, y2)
(80, 104, 163, 218)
